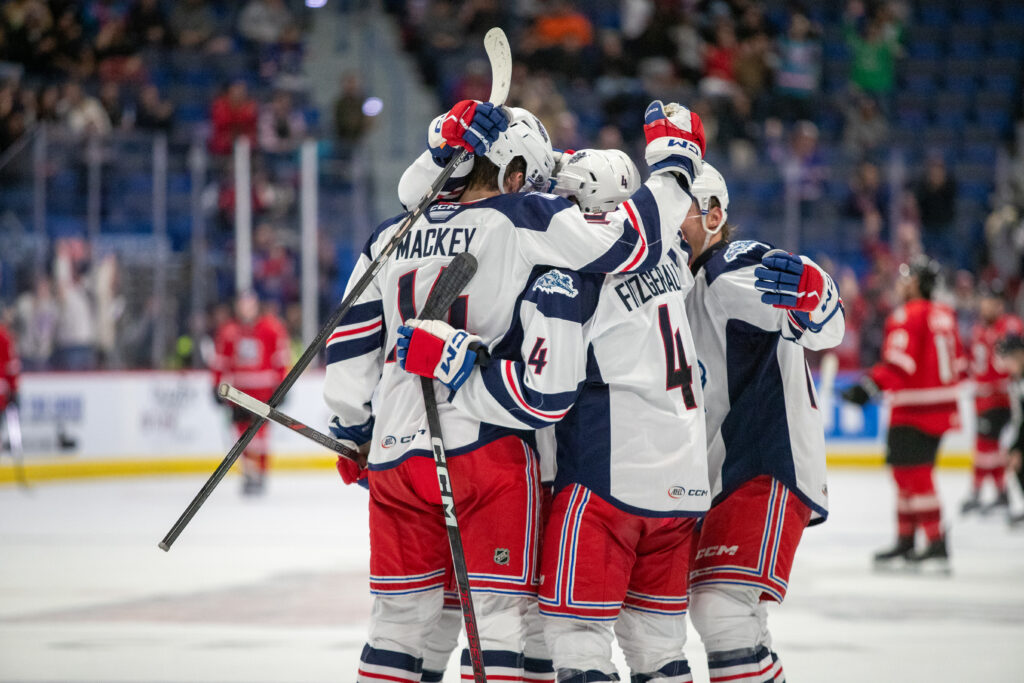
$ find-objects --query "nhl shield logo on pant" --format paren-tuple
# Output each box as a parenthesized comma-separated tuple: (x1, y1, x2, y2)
(493, 548, 510, 565)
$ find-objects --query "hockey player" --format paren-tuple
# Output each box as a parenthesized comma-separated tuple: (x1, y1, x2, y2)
(843, 257, 964, 569)
(396, 106, 712, 683)
(962, 280, 1023, 514)
(211, 290, 291, 495)
(324, 100, 704, 683)
(0, 320, 18, 417)
(682, 162, 844, 683)
(993, 333, 1024, 525)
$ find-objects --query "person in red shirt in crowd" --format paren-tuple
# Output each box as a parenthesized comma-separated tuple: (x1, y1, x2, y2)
(843, 257, 966, 571)
(0, 320, 19, 416)
(212, 290, 291, 495)
(209, 80, 259, 156)
(963, 280, 1023, 514)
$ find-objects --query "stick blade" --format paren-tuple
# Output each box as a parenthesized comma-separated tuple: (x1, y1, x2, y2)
(421, 253, 478, 321)
(484, 27, 512, 106)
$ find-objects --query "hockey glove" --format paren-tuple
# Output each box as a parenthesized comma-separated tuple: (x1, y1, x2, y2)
(755, 249, 826, 313)
(396, 319, 482, 392)
(841, 377, 879, 406)
(328, 415, 372, 487)
(643, 100, 706, 188)
(441, 100, 509, 156)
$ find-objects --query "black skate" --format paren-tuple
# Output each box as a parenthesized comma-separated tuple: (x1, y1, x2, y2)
(981, 491, 1010, 515)
(1009, 511, 1024, 527)
(872, 536, 915, 570)
(908, 537, 951, 576)
(242, 472, 266, 496)
(960, 494, 981, 515)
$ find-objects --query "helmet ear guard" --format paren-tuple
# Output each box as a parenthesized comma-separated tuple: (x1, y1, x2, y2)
(487, 108, 555, 194)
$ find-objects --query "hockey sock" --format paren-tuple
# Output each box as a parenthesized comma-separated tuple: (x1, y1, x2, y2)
(992, 465, 1007, 493)
(358, 644, 424, 683)
(420, 670, 444, 683)
(460, 649, 523, 682)
(768, 651, 785, 682)
(524, 657, 556, 683)
(896, 493, 915, 537)
(556, 670, 620, 683)
(706, 646, 775, 683)
(630, 659, 693, 683)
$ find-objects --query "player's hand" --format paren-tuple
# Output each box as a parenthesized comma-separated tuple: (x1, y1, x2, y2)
(397, 318, 482, 392)
(441, 100, 509, 156)
(754, 249, 826, 313)
(643, 100, 706, 187)
(841, 377, 879, 406)
(328, 415, 372, 486)
(1009, 450, 1022, 473)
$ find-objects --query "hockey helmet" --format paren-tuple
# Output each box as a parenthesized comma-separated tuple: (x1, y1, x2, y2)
(487, 107, 555, 194)
(899, 255, 942, 300)
(552, 149, 641, 213)
(689, 161, 729, 234)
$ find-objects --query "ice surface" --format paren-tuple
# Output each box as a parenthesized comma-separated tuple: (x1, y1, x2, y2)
(1, 469, 1022, 682)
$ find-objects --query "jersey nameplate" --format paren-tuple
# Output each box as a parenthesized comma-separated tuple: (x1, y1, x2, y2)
(395, 226, 476, 261)
(533, 269, 578, 298)
(613, 262, 684, 312)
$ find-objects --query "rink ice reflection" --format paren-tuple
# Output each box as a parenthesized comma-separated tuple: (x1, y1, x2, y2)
(1, 469, 1022, 682)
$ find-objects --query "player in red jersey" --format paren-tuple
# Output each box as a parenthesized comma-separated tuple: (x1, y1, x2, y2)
(843, 257, 965, 570)
(963, 281, 1023, 515)
(211, 291, 291, 495)
(0, 321, 18, 414)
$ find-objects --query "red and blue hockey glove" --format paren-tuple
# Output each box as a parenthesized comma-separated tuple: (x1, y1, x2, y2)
(396, 319, 482, 392)
(754, 249, 825, 313)
(643, 100, 706, 187)
(328, 415, 372, 487)
(441, 100, 509, 156)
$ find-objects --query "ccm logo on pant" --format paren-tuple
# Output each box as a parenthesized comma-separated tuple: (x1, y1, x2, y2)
(695, 545, 739, 560)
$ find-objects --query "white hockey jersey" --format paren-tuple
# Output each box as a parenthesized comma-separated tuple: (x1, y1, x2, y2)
(685, 239, 844, 523)
(324, 177, 695, 470)
(451, 248, 709, 517)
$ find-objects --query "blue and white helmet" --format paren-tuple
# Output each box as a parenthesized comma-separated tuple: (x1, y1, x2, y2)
(553, 148, 641, 213)
(487, 107, 555, 193)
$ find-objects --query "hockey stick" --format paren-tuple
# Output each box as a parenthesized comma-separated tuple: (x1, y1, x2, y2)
(217, 383, 367, 467)
(2, 404, 29, 489)
(158, 28, 512, 551)
(415, 252, 487, 683)
(818, 351, 839, 434)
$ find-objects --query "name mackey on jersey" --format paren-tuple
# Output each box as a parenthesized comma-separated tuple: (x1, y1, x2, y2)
(451, 249, 709, 517)
(323, 175, 696, 469)
(686, 240, 845, 523)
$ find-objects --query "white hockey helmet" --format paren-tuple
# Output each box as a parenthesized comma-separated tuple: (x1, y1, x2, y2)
(553, 148, 641, 213)
(487, 107, 555, 193)
(689, 161, 729, 234)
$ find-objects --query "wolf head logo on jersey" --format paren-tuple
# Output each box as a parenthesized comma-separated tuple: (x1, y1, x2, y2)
(533, 269, 578, 298)
(724, 240, 769, 263)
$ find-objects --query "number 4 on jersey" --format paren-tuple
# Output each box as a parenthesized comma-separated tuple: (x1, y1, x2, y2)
(528, 338, 548, 374)
(657, 305, 697, 409)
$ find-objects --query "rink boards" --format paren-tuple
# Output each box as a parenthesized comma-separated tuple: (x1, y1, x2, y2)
(0, 370, 976, 483)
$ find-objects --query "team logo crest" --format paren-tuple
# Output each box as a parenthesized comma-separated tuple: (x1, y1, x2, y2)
(533, 269, 578, 298)
(724, 240, 768, 263)
(493, 548, 510, 565)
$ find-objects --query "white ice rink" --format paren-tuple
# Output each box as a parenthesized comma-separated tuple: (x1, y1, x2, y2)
(2, 468, 1023, 683)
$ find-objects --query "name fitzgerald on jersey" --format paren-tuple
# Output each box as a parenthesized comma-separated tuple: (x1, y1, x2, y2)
(394, 226, 477, 261)
(614, 262, 683, 312)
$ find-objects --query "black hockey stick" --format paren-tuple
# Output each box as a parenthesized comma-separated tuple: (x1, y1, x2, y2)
(217, 383, 366, 467)
(158, 28, 511, 552)
(415, 252, 487, 683)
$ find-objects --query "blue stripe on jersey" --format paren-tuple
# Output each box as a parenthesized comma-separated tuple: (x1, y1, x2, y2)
(340, 299, 383, 324)
(579, 188, 665, 274)
(553, 378, 612, 500)
(362, 213, 410, 258)
(480, 360, 585, 429)
(700, 239, 774, 286)
(326, 333, 382, 364)
(718, 319, 799, 506)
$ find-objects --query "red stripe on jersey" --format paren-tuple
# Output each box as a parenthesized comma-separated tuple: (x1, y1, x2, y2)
(504, 360, 570, 421)
(327, 319, 382, 345)
(620, 200, 648, 272)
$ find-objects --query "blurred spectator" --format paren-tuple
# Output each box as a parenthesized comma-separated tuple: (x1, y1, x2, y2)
(209, 80, 258, 156)
(844, 160, 889, 221)
(90, 1, 145, 83)
(528, 0, 594, 75)
(237, 0, 293, 47)
(133, 82, 173, 131)
(36, 83, 60, 122)
(252, 224, 298, 307)
(984, 205, 1024, 284)
(258, 22, 305, 89)
(169, 0, 231, 53)
(48, 8, 94, 79)
(333, 72, 371, 147)
(770, 119, 829, 213)
(914, 155, 958, 263)
(94, 253, 125, 367)
(774, 12, 821, 123)
(258, 90, 306, 155)
(732, 31, 772, 114)
(52, 240, 98, 371)
(125, 0, 170, 50)
(700, 19, 740, 100)
(98, 80, 131, 129)
(458, 0, 501, 40)
(842, 92, 888, 160)
(668, 13, 702, 83)
(13, 273, 58, 371)
(844, 1, 902, 102)
(59, 80, 112, 137)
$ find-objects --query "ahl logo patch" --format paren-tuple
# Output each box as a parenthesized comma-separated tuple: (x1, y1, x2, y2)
(724, 240, 768, 263)
(493, 548, 510, 565)
(533, 269, 578, 298)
